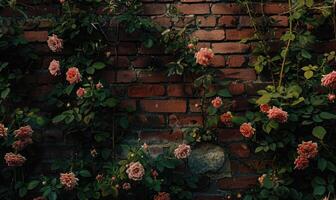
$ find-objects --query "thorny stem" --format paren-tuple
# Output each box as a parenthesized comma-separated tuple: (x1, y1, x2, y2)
(278, 0, 293, 88)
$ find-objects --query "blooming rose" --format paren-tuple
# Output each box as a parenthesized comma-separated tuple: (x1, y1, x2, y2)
(14, 125, 33, 139)
(321, 71, 336, 89)
(59, 0, 65, 3)
(96, 174, 104, 182)
(211, 97, 223, 108)
(49, 59, 60, 76)
(297, 141, 318, 159)
(260, 104, 270, 113)
(220, 112, 233, 127)
(174, 143, 191, 159)
(60, 172, 79, 190)
(195, 48, 214, 66)
(258, 174, 267, 186)
(4, 153, 26, 167)
(76, 87, 86, 98)
(294, 156, 309, 170)
(66, 67, 81, 84)
(96, 82, 103, 89)
(239, 122, 255, 138)
(126, 162, 145, 181)
(267, 106, 288, 123)
(47, 34, 63, 52)
(12, 138, 33, 151)
(187, 44, 194, 49)
(328, 94, 335, 102)
(90, 148, 98, 157)
(122, 182, 131, 190)
(0, 123, 8, 137)
(154, 192, 171, 200)
(151, 169, 159, 178)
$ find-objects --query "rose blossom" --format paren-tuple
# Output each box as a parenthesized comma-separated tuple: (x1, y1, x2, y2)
(220, 112, 233, 127)
(211, 97, 223, 108)
(47, 34, 63, 52)
(187, 44, 194, 49)
(59, 0, 65, 3)
(126, 162, 145, 181)
(60, 172, 79, 190)
(297, 141, 318, 159)
(154, 192, 171, 200)
(239, 122, 255, 138)
(195, 48, 214, 66)
(48, 59, 60, 76)
(267, 106, 288, 123)
(33, 197, 46, 200)
(66, 67, 81, 84)
(12, 138, 33, 151)
(321, 71, 336, 89)
(174, 143, 191, 159)
(96, 82, 103, 89)
(294, 156, 309, 170)
(14, 125, 33, 139)
(4, 153, 26, 167)
(96, 174, 104, 182)
(122, 182, 131, 190)
(260, 104, 270, 113)
(258, 174, 267, 186)
(328, 94, 335, 102)
(76, 87, 86, 98)
(151, 169, 158, 178)
(0, 123, 8, 137)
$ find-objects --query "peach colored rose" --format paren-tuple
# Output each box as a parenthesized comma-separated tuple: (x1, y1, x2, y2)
(12, 138, 33, 151)
(258, 174, 267, 186)
(220, 112, 233, 127)
(60, 172, 79, 190)
(47, 34, 63, 52)
(66, 67, 81, 84)
(4, 152, 26, 167)
(90, 148, 98, 157)
(126, 162, 145, 181)
(59, 0, 65, 3)
(211, 97, 223, 108)
(96, 82, 103, 89)
(187, 44, 194, 49)
(294, 156, 309, 170)
(267, 106, 288, 123)
(14, 125, 33, 139)
(174, 143, 191, 159)
(328, 94, 335, 102)
(195, 48, 214, 66)
(122, 182, 131, 190)
(0, 123, 8, 137)
(76, 87, 86, 98)
(297, 141, 318, 159)
(239, 122, 255, 138)
(154, 192, 170, 200)
(321, 71, 336, 89)
(260, 104, 270, 113)
(49, 59, 60, 76)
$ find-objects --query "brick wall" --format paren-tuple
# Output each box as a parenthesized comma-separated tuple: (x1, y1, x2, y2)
(6, 0, 291, 199)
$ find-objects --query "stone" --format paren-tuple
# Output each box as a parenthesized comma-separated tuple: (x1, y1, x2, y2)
(188, 143, 231, 179)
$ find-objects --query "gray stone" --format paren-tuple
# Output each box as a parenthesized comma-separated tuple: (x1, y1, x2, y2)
(188, 143, 231, 179)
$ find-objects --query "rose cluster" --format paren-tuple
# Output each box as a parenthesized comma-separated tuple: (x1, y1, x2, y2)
(294, 141, 318, 170)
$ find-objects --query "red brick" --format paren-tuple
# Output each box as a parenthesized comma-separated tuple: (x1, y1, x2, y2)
(211, 55, 225, 67)
(271, 15, 288, 27)
(229, 143, 251, 158)
(226, 55, 246, 67)
(189, 99, 201, 112)
(217, 176, 257, 189)
(152, 16, 172, 27)
(226, 29, 254, 41)
(137, 71, 181, 83)
(218, 129, 243, 142)
(181, 0, 205, 2)
(140, 100, 187, 112)
(131, 114, 165, 127)
(193, 30, 225, 41)
(116, 70, 136, 83)
(228, 82, 245, 95)
(211, 3, 242, 14)
(118, 42, 137, 55)
(167, 84, 193, 97)
(99, 70, 116, 83)
(220, 69, 256, 81)
(128, 84, 165, 97)
(218, 16, 237, 27)
(263, 3, 288, 14)
(174, 16, 195, 27)
(24, 31, 48, 42)
(176, 4, 210, 15)
(196, 42, 211, 49)
(197, 16, 217, 27)
(119, 100, 137, 111)
(140, 130, 183, 143)
(169, 114, 203, 126)
(212, 43, 250, 54)
(142, 4, 166, 15)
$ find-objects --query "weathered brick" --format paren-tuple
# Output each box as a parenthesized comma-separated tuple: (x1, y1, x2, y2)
(211, 3, 242, 14)
(217, 176, 257, 189)
(197, 16, 217, 27)
(193, 29, 225, 41)
(142, 4, 166, 15)
(176, 4, 210, 15)
(225, 29, 254, 41)
(116, 70, 137, 83)
(23, 31, 48, 42)
(226, 55, 246, 67)
(140, 100, 187, 112)
(218, 16, 238, 27)
(212, 43, 250, 54)
(128, 84, 165, 97)
(228, 143, 251, 158)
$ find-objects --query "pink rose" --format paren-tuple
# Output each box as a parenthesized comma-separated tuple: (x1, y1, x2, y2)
(0, 123, 8, 137)
(267, 106, 288, 123)
(154, 192, 170, 200)
(220, 112, 233, 127)
(12, 138, 33, 151)
(122, 182, 131, 190)
(96, 82, 103, 89)
(60, 172, 79, 190)
(174, 143, 191, 159)
(211, 97, 223, 108)
(66, 67, 81, 84)
(187, 44, 194, 49)
(76, 87, 86, 98)
(258, 174, 267, 186)
(328, 94, 335, 102)
(49, 59, 60, 76)
(294, 156, 309, 170)
(126, 162, 145, 181)
(195, 48, 214, 66)
(59, 0, 65, 3)
(14, 125, 33, 139)
(260, 104, 270, 113)
(47, 34, 63, 52)
(96, 174, 104, 182)
(4, 152, 26, 167)
(297, 141, 318, 159)
(239, 122, 255, 138)
(321, 71, 336, 89)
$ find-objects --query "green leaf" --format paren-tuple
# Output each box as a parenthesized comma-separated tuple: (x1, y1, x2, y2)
(306, 0, 314, 7)
(27, 180, 39, 190)
(304, 71, 313, 79)
(318, 158, 327, 171)
(79, 170, 92, 177)
(19, 187, 27, 197)
(52, 114, 66, 124)
(256, 94, 271, 105)
(320, 112, 336, 119)
(104, 98, 118, 107)
(1, 88, 10, 99)
(65, 85, 74, 95)
(313, 185, 325, 196)
(217, 89, 232, 98)
(92, 62, 106, 70)
(86, 67, 95, 74)
(312, 126, 326, 140)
